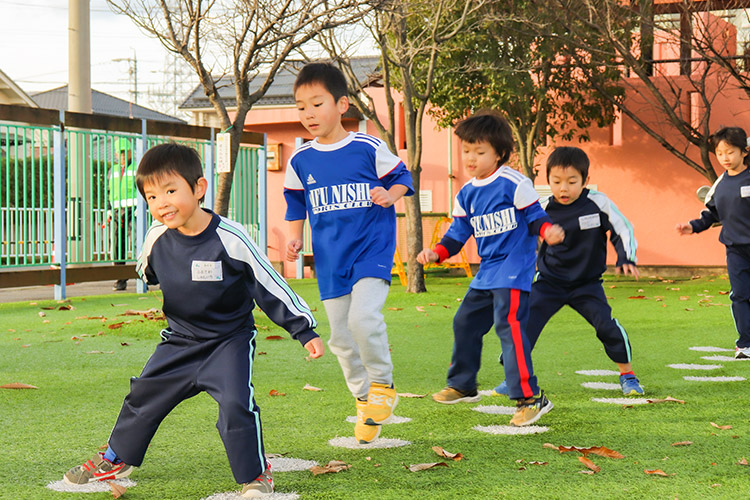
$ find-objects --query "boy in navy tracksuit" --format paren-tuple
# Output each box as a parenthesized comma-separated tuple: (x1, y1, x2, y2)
(494, 146, 644, 396)
(418, 111, 565, 427)
(677, 126, 750, 359)
(63, 143, 323, 498)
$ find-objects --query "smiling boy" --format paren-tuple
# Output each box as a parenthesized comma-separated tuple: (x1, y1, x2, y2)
(284, 62, 414, 444)
(63, 143, 322, 498)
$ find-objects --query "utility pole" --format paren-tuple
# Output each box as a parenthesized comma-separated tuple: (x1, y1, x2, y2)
(114, 52, 138, 103)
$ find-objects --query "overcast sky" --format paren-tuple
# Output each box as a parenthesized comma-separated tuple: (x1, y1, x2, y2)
(1, 0, 193, 115)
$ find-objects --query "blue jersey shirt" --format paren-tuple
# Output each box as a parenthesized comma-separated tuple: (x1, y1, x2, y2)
(690, 168, 750, 246)
(284, 132, 414, 300)
(443, 167, 549, 292)
(137, 210, 318, 345)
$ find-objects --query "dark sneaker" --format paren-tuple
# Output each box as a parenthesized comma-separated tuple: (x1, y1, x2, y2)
(63, 453, 133, 484)
(241, 462, 274, 497)
(112, 279, 127, 291)
(432, 386, 480, 404)
(491, 380, 508, 396)
(509, 391, 553, 427)
(619, 374, 644, 395)
(735, 346, 750, 359)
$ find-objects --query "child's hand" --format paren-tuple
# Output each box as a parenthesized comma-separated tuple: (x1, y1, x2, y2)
(544, 224, 565, 245)
(416, 248, 439, 265)
(675, 223, 693, 235)
(617, 263, 640, 280)
(370, 186, 395, 208)
(304, 337, 325, 359)
(286, 239, 302, 261)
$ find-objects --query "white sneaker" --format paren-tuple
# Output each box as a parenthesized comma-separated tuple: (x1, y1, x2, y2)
(735, 346, 750, 359)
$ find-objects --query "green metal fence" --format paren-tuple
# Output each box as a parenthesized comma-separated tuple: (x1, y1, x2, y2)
(0, 122, 262, 268)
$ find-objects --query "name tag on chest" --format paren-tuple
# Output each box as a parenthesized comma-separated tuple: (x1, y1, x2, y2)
(578, 213, 601, 230)
(741, 186, 750, 198)
(191, 260, 223, 281)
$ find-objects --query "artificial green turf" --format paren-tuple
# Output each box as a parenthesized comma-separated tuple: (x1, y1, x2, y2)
(1, 275, 748, 499)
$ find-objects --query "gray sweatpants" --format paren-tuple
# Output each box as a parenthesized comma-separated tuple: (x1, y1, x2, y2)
(323, 278, 393, 399)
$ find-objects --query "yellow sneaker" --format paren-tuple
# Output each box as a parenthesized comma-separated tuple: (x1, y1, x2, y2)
(364, 382, 398, 425)
(355, 399, 381, 444)
(432, 386, 481, 404)
(509, 391, 553, 427)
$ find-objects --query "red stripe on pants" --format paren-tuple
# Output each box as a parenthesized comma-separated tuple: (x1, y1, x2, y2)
(508, 288, 533, 398)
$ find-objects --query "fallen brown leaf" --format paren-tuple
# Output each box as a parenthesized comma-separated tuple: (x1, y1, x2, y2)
(432, 446, 463, 461)
(397, 392, 427, 398)
(265, 335, 284, 340)
(109, 481, 127, 498)
(644, 469, 669, 477)
(303, 384, 323, 392)
(86, 351, 115, 354)
(628, 296, 646, 299)
(121, 308, 165, 320)
(738, 457, 748, 466)
(579, 470, 596, 475)
(387, 307, 403, 311)
(552, 445, 624, 459)
(710, 422, 732, 430)
(671, 441, 693, 447)
(108, 322, 125, 329)
(647, 397, 686, 405)
(407, 462, 449, 472)
(528, 461, 548, 465)
(415, 306, 426, 312)
(310, 460, 351, 475)
(0, 383, 38, 389)
(679, 296, 690, 301)
(38, 311, 46, 317)
(579, 456, 601, 473)
(120, 342, 131, 346)
(58, 304, 75, 310)
(269, 389, 286, 396)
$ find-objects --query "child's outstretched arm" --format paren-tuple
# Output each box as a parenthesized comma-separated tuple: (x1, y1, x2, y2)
(304, 337, 324, 359)
(542, 223, 565, 245)
(417, 248, 440, 265)
(675, 222, 694, 235)
(286, 219, 305, 261)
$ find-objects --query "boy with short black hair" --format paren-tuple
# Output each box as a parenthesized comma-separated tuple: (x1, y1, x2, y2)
(285, 62, 414, 443)
(63, 143, 323, 498)
(494, 145, 644, 397)
(417, 111, 564, 427)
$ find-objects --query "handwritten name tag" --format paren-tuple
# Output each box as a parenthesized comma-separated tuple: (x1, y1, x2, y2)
(579, 213, 601, 230)
(741, 185, 750, 198)
(191, 260, 223, 281)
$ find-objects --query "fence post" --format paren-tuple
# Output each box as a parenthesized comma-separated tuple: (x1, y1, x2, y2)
(135, 124, 147, 294)
(258, 134, 267, 255)
(204, 128, 215, 211)
(53, 114, 67, 300)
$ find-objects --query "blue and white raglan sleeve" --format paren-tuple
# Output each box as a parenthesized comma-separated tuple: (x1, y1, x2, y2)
(135, 222, 168, 285)
(218, 219, 318, 346)
(374, 139, 414, 195)
(690, 176, 722, 233)
(592, 191, 637, 266)
(283, 154, 307, 221)
(514, 176, 551, 235)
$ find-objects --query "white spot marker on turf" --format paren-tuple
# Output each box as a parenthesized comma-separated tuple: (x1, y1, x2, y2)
(477, 389, 495, 397)
(328, 437, 411, 449)
(689, 346, 733, 352)
(581, 382, 621, 390)
(592, 397, 649, 405)
(667, 363, 723, 370)
(201, 492, 299, 500)
(46, 479, 137, 493)
(701, 355, 743, 362)
(473, 424, 549, 435)
(345, 415, 411, 424)
(472, 405, 516, 415)
(683, 376, 746, 382)
(576, 369, 620, 376)
(267, 457, 318, 472)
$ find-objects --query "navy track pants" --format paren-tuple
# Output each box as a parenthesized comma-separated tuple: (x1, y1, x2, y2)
(107, 329, 266, 484)
(526, 278, 632, 364)
(726, 245, 750, 348)
(448, 287, 538, 400)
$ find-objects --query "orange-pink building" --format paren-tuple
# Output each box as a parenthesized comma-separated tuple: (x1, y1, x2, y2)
(182, 18, 750, 278)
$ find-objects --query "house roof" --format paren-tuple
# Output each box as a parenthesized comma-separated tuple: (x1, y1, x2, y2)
(179, 57, 381, 111)
(0, 68, 38, 107)
(31, 86, 185, 123)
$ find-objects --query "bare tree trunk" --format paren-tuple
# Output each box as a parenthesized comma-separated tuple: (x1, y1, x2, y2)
(404, 169, 426, 293)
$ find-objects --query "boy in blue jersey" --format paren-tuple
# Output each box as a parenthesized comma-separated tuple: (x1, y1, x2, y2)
(63, 143, 323, 498)
(417, 111, 564, 426)
(677, 126, 750, 359)
(284, 62, 414, 443)
(493, 146, 644, 397)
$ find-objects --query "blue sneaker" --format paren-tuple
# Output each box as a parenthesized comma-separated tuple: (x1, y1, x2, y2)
(491, 380, 508, 396)
(619, 374, 644, 395)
